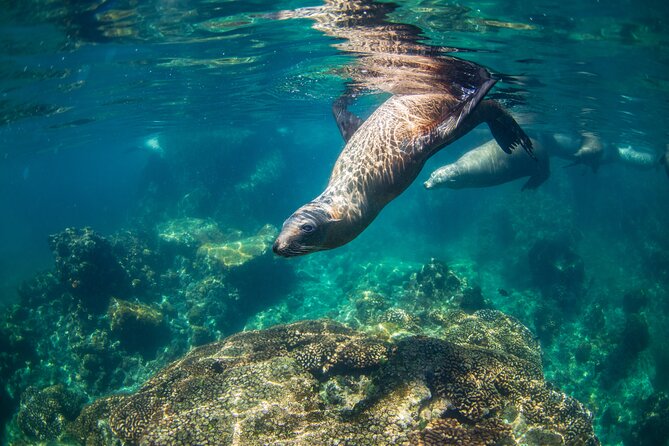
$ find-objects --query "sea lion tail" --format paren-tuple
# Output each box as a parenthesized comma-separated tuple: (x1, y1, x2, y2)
(479, 100, 534, 158)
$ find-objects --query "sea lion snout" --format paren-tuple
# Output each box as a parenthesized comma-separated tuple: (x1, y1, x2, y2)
(424, 166, 454, 189)
(273, 203, 333, 257)
(272, 225, 304, 257)
(272, 238, 289, 257)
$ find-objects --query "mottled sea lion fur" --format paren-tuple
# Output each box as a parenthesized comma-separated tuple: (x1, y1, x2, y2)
(274, 77, 533, 256)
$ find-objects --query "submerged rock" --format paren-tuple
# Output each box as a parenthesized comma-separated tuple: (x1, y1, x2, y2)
(626, 392, 669, 446)
(156, 217, 227, 252)
(48, 227, 129, 311)
(599, 312, 650, 388)
(17, 384, 86, 442)
(74, 317, 599, 445)
(196, 224, 278, 268)
(107, 298, 169, 357)
(407, 258, 463, 301)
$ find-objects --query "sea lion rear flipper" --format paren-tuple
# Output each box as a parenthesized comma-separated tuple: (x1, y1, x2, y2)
(522, 155, 550, 191)
(479, 100, 534, 158)
(333, 95, 364, 142)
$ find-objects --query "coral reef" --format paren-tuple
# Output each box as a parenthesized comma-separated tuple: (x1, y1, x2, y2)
(405, 258, 465, 304)
(0, 220, 290, 444)
(234, 149, 286, 193)
(48, 227, 130, 312)
(196, 223, 277, 268)
(156, 217, 226, 252)
(16, 384, 86, 442)
(73, 318, 598, 445)
(3, 225, 643, 446)
(108, 298, 168, 357)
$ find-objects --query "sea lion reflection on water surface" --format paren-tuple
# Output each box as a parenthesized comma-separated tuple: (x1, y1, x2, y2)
(271, 0, 534, 257)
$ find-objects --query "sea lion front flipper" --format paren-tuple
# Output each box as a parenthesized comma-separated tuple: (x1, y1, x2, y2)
(333, 95, 364, 142)
(479, 100, 534, 158)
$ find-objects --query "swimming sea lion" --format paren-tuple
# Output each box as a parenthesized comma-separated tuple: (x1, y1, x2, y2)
(615, 145, 660, 170)
(273, 90, 533, 256)
(272, 0, 532, 257)
(564, 132, 604, 172)
(424, 138, 549, 191)
(662, 144, 669, 178)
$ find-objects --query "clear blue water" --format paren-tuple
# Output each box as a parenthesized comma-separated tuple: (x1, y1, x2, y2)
(1, 0, 668, 444)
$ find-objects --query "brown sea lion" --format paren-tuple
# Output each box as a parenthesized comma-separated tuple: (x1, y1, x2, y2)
(272, 0, 533, 256)
(424, 138, 549, 191)
(273, 90, 532, 256)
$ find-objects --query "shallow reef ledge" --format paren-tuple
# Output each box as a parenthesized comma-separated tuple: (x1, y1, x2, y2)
(71, 315, 599, 446)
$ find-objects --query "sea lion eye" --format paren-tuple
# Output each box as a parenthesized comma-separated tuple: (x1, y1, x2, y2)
(301, 224, 315, 233)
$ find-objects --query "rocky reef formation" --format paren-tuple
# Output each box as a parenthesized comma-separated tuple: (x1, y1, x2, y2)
(196, 223, 277, 268)
(13, 211, 659, 446)
(107, 298, 169, 357)
(625, 392, 669, 446)
(72, 317, 598, 445)
(2, 228, 602, 445)
(0, 219, 287, 443)
(16, 385, 86, 443)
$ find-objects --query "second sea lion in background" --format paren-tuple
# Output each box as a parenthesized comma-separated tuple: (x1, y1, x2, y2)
(615, 145, 661, 170)
(424, 138, 549, 191)
(564, 132, 604, 172)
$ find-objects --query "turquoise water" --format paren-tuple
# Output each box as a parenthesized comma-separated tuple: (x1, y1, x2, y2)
(1, 0, 668, 444)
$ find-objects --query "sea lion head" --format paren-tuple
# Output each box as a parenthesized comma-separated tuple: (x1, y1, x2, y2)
(424, 165, 459, 189)
(273, 201, 340, 257)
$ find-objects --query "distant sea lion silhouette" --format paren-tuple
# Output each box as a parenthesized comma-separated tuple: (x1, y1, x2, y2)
(271, 0, 533, 257)
(615, 145, 660, 170)
(424, 138, 549, 191)
(564, 132, 604, 172)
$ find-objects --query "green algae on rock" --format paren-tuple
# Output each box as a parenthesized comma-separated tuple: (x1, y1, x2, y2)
(107, 298, 168, 357)
(156, 217, 227, 250)
(196, 224, 278, 268)
(73, 318, 599, 446)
